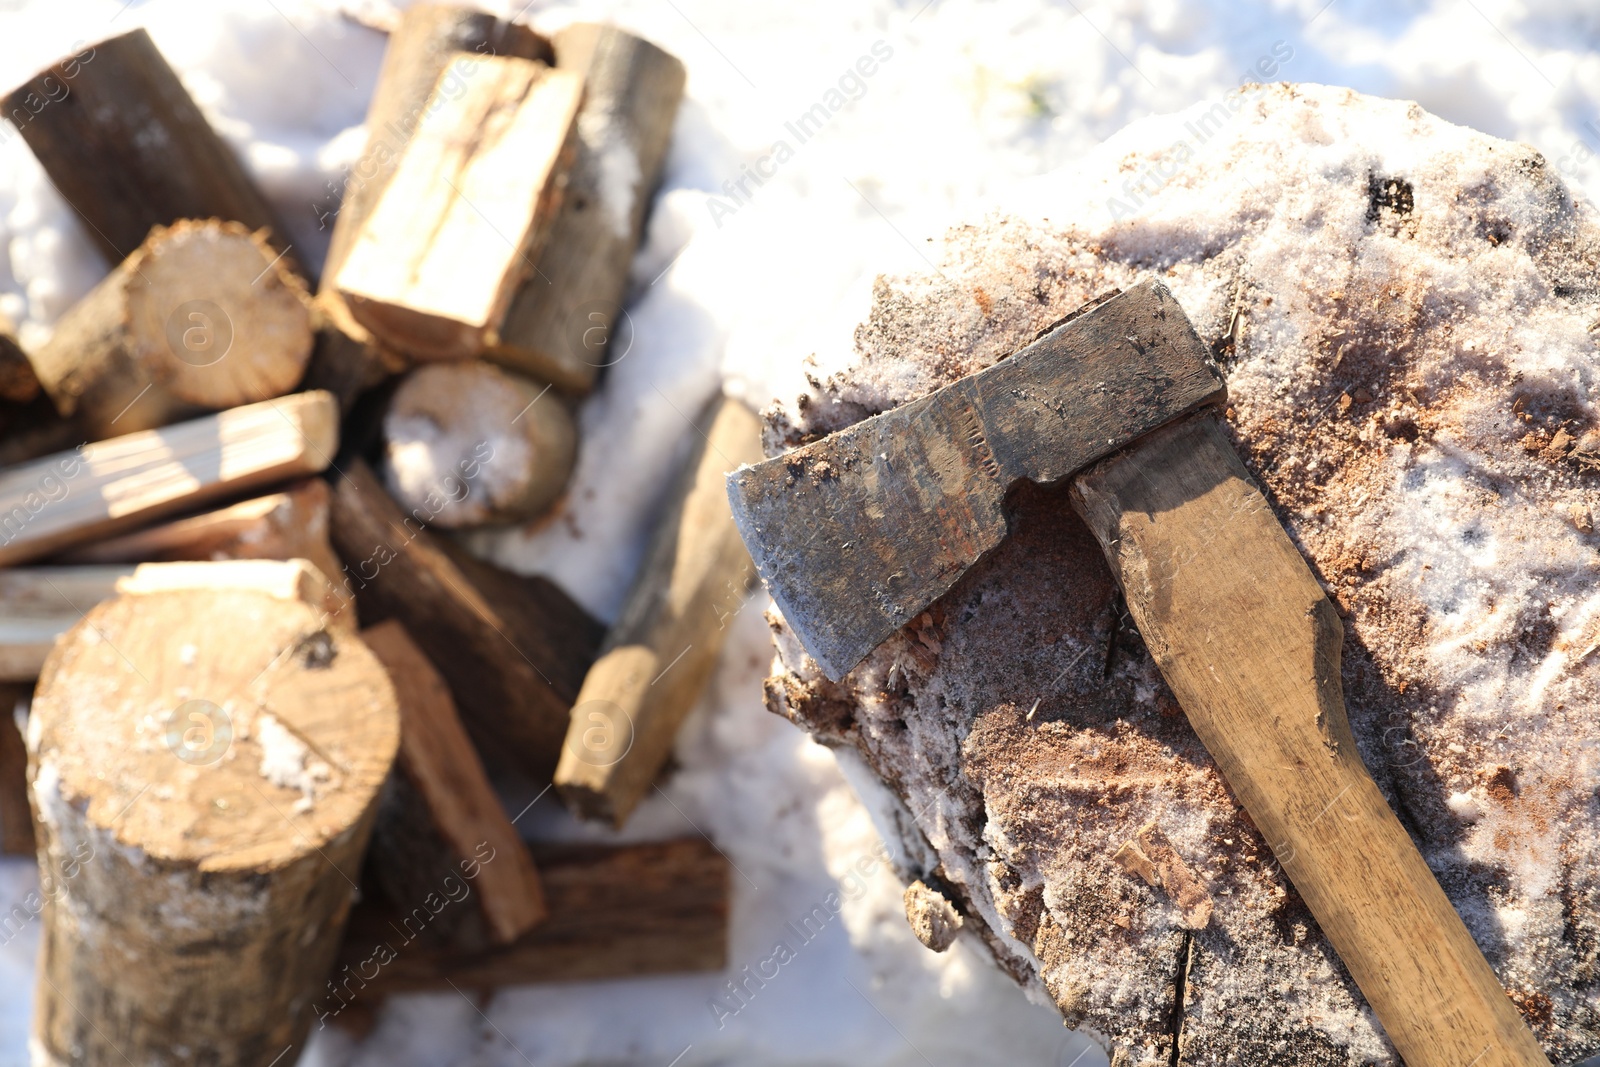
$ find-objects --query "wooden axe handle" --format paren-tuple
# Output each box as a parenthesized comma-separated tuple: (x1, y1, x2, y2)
(1070, 415, 1548, 1067)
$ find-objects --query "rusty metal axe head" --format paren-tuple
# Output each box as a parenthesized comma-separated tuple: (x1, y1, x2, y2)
(727, 279, 1225, 680)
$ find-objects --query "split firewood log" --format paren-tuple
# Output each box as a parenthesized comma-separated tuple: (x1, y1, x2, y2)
(28, 219, 313, 437)
(327, 460, 603, 780)
(381, 361, 576, 528)
(335, 55, 583, 362)
(0, 390, 337, 567)
(58, 478, 344, 598)
(363, 620, 546, 950)
(556, 395, 761, 824)
(306, 4, 553, 407)
(335, 838, 727, 1001)
(2, 29, 297, 275)
(490, 24, 686, 392)
(27, 577, 399, 1066)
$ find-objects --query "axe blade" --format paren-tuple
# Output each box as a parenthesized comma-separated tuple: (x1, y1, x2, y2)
(727, 279, 1225, 680)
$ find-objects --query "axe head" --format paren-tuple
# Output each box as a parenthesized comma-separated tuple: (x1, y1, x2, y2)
(728, 279, 1225, 680)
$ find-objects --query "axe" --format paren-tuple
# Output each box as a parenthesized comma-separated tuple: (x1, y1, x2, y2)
(727, 280, 1548, 1067)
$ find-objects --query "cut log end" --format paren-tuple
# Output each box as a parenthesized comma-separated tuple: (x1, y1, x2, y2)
(128, 220, 313, 407)
(31, 219, 313, 435)
(382, 362, 576, 528)
(32, 587, 395, 871)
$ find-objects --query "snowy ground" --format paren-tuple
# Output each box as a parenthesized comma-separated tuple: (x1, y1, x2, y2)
(1, 1, 1597, 1065)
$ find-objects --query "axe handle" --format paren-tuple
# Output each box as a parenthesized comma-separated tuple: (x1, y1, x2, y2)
(1070, 415, 1548, 1067)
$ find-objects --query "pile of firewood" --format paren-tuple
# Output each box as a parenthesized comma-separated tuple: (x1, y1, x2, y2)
(0, 8, 758, 1063)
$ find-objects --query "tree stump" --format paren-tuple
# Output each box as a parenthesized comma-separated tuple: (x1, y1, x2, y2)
(755, 84, 1600, 1065)
(382, 361, 576, 528)
(28, 219, 313, 438)
(27, 582, 398, 1066)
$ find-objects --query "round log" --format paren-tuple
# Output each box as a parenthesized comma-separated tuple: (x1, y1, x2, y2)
(382, 362, 576, 528)
(26, 585, 398, 1066)
(29, 219, 313, 437)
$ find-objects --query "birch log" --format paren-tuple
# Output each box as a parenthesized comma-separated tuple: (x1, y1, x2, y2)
(490, 24, 686, 392)
(27, 584, 398, 1067)
(335, 56, 583, 362)
(2, 30, 297, 274)
(28, 219, 313, 437)
(363, 620, 546, 950)
(382, 361, 576, 528)
(0, 390, 337, 567)
(556, 396, 761, 824)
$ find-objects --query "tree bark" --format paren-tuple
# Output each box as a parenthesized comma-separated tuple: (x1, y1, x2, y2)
(0, 684, 30, 855)
(382, 361, 576, 528)
(556, 395, 761, 824)
(489, 24, 687, 392)
(326, 460, 603, 780)
(28, 219, 313, 438)
(362, 620, 546, 951)
(2, 30, 298, 276)
(27, 579, 399, 1067)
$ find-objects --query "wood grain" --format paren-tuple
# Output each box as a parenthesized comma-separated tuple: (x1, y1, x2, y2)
(28, 219, 313, 437)
(0, 390, 338, 567)
(489, 24, 686, 392)
(29, 587, 399, 1066)
(306, 4, 552, 407)
(3, 29, 297, 275)
(1070, 414, 1549, 1067)
(362, 620, 546, 949)
(336, 838, 728, 995)
(336, 56, 583, 361)
(556, 395, 762, 825)
(327, 459, 603, 780)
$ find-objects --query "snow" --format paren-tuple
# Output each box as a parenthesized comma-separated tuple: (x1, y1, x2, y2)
(4, 1, 1600, 1065)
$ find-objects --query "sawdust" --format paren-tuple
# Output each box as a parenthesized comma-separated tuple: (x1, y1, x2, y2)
(756, 84, 1600, 1064)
